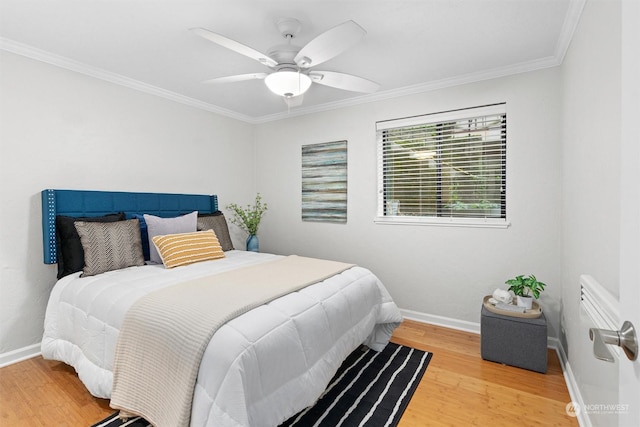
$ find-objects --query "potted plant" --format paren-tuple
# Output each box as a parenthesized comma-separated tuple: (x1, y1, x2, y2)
(505, 274, 546, 309)
(227, 193, 268, 252)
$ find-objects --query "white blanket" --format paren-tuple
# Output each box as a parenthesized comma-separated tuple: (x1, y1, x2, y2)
(41, 251, 403, 427)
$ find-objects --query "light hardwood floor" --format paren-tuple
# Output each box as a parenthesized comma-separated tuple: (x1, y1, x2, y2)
(0, 320, 578, 426)
(393, 320, 578, 427)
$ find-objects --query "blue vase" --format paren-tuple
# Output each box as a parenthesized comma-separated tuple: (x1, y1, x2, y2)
(246, 234, 259, 252)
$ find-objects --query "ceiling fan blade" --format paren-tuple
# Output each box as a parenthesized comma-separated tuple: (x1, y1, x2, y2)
(309, 71, 380, 93)
(190, 27, 278, 68)
(202, 73, 269, 84)
(294, 20, 366, 68)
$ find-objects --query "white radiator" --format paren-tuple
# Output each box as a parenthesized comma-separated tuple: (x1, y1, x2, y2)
(580, 274, 621, 356)
(577, 274, 621, 427)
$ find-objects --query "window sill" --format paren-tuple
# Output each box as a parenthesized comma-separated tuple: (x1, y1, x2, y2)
(374, 216, 511, 229)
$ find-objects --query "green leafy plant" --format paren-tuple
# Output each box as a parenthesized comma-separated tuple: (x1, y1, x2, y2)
(505, 274, 546, 299)
(226, 193, 268, 236)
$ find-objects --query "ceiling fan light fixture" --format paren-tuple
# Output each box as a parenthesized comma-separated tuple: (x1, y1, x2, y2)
(265, 71, 312, 98)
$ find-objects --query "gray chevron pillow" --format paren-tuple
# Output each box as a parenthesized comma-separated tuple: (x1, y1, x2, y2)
(74, 219, 145, 277)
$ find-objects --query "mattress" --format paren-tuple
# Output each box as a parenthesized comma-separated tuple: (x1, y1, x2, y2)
(41, 250, 402, 426)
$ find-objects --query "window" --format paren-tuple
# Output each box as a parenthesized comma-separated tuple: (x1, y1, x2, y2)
(376, 104, 507, 227)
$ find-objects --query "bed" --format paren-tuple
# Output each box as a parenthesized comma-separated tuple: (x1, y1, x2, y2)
(40, 189, 403, 427)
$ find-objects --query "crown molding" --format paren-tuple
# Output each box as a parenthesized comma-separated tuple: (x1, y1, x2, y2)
(0, 37, 256, 124)
(254, 54, 562, 124)
(1, 0, 584, 125)
(256, 0, 586, 123)
(554, 0, 587, 62)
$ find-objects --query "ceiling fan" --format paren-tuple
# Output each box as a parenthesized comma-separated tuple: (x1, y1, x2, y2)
(190, 18, 380, 107)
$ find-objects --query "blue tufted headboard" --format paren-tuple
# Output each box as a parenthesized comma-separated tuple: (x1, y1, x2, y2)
(41, 189, 218, 264)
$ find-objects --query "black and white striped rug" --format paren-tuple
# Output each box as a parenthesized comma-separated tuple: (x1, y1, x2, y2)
(92, 342, 431, 427)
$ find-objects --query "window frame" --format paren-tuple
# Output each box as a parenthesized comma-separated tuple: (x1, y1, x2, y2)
(375, 104, 509, 228)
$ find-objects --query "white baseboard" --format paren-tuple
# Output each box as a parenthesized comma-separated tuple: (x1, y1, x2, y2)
(0, 343, 41, 368)
(400, 308, 481, 334)
(552, 339, 590, 427)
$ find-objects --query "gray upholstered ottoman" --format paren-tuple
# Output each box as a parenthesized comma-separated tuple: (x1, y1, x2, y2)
(480, 306, 548, 373)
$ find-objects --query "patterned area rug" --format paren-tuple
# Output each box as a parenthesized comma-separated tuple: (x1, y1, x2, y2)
(91, 342, 431, 427)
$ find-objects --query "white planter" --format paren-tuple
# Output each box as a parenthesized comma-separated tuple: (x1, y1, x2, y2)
(516, 295, 533, 309)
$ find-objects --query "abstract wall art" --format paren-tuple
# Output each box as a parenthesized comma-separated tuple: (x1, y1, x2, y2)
(301, 140, 347, 223)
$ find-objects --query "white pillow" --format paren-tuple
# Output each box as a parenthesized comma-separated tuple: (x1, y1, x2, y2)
(144, 211, 198, 264)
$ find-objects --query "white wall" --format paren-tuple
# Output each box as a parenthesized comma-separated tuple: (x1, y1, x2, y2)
(560, 0, 622, 416)
(1, 1, 620, 376)
(254, 68, 564, 337)
(0, 51, 256, 355)
(561, 0, 621, 300)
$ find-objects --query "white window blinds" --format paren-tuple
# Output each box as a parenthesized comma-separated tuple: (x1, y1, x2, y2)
(376, 104, 507, 226)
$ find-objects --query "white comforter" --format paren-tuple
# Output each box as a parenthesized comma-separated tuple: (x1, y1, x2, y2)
(41, 250, 402, 427)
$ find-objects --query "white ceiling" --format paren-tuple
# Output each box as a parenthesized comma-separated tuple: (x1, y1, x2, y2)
(0, 0, 584, 123)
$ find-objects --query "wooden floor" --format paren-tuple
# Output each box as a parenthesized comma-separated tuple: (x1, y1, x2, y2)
(393, 320, 577, 427)
(0, 320, 578, 427)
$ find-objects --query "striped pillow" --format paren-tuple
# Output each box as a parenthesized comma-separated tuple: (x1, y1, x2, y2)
(152, 230, 225, 268)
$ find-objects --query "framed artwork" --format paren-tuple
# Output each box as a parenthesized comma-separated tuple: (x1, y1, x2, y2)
(301, 140, 347, 223)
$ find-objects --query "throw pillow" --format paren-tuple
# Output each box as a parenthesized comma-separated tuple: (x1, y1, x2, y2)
(152, 230, 225, 269)
(144, 211, 198, 264)
(74, 218, 145, 277)
(56, 212, 126, 278)
(197, 212, 234, 251)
